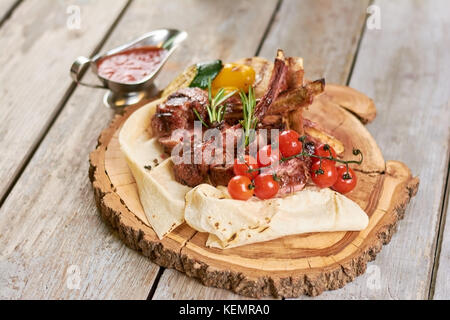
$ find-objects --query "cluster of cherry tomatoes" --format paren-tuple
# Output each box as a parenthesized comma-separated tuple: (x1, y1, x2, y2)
(227, 130, 358, 201)
(310, 144, 357, 194)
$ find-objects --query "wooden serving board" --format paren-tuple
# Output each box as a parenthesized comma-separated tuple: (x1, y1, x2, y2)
(89, 85, 419, 298)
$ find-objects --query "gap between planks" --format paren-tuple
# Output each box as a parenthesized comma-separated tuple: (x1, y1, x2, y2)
(0, 0, 133, 209)
(0, 0, 22, 29)
(254, 0, 283, 57)
(147, 267, 166, 300)
(428, 152, 450, 299)
(345, 0, 373, 86)
(336, 0, 449, 299)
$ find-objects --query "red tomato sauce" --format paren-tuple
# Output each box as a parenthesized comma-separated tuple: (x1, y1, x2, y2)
(97, 46, 167, 84)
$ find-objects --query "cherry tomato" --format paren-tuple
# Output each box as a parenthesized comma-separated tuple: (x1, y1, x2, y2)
(310, 160, 338, 188)
(332, 166, 357, 194)
(257, 145, 281, 168)
(279, 130, 303, 158)
(254, 174, 280, 200)
(313, 144, 337, 164)
(228, 176, 254, 201)
(233, 155, 259, 180)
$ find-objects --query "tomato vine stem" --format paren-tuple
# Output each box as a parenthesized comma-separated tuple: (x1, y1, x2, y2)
(247, 137, 364, 175)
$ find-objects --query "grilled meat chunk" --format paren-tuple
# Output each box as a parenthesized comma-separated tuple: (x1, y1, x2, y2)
(210, 164, 235, 187)
(151, 87, 208, 138)
(151, 87, 208, 154)
(254, 50, 289, 120)
(172, 146, 210, 186)
(275, 157, 312, 194)
(266, 79, 325, 117)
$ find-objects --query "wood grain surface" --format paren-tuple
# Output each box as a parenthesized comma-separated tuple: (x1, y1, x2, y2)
(0, 0, 448, 300)
(152, 269, 260, 300)
(259, 0, 370, 84)
(0, 0, 279, 300)
(0, 0, 19, 25)
(298, 0, 450, 300)
(433, 168, 450, 300)
(0, 0, 129, 202)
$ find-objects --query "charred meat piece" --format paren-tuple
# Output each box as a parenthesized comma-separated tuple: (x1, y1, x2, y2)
(208, 125, 247, 187)
(223, 96, 244, 125)
(286, 57, 304, 89)
(172, 146, 210, 187)
(158, 136, 182, 154)
(172, 124, 243, 188)
(252, 50, 324, 130)
(157, 130, 195, 155)
(266, 79, 325, 117)
(151, 87, 208, 139)
(254, 50, 289, 120)
(275, 157, 312, 194)
(210, 164, 235, 187)
(151, 87, 208, 154)
(173, 162, 208, 186)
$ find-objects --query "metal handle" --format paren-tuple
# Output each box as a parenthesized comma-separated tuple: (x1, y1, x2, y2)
(70, 56, 106, 89)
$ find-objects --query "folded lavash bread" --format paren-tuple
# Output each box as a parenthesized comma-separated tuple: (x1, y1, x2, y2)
(184, 184, 368, 249)
(119, 99, 191, 239)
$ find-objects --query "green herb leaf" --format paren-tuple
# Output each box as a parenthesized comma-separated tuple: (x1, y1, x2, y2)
(193, 78, 237, 127)
(189, 60, 223, 89)
(239, 86, 258, 147)
(193, 108, 209, 128)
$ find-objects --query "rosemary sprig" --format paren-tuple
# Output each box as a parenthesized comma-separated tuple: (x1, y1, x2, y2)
(193, 108, 209, 127)
(194, 77, 237, 127)
(239, 86, 258, 147)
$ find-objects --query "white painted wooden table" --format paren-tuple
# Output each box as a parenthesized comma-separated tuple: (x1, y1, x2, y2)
(0, 0, 448, 300)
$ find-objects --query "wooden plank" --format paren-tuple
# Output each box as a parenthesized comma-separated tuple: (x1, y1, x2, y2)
(0, 88, 160, 299)
(153, 269, 282, 300)
(297, 0, 450, 299)
(0, 0, 280, 300)
(0, 0, 129, 203)
(432, 169, 450, 300)
(151, 0, 371, 300)
(0, 0, 18, 24)
(259, 0, 370, 84)
(153, 269, 256, 300)
(144, 0, 280, 90)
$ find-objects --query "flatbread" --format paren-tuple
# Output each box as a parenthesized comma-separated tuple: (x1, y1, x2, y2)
(119, 99, 192, 239)
(184, 184, 368, 249)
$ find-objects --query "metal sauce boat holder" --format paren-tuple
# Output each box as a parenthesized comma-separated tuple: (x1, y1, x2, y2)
(70, 29, 187, 109)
